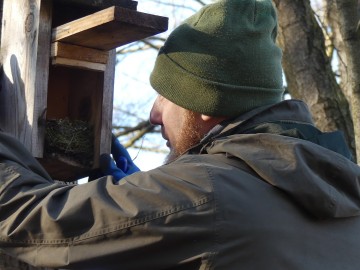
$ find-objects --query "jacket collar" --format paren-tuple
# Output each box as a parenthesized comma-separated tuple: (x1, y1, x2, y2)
(200, 99, 314, 146)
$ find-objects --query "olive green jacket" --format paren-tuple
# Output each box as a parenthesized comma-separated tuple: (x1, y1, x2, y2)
(0, 100, 360, 269)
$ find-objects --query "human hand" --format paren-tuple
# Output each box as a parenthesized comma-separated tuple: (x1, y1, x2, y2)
(99, 135, 140, 182)
(111, 135, 140, 174)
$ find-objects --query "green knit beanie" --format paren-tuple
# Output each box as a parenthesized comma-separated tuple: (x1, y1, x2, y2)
(150, 0, 284, 117)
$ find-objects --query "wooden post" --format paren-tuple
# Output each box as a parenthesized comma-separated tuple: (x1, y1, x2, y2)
(0, 0, 52, 157)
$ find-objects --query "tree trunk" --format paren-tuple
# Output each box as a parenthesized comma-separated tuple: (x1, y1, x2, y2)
(326, 0, 360, 163)
(272, 0, 356, 161)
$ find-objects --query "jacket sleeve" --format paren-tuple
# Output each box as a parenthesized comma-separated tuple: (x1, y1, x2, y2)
(0, 132, 215, 269)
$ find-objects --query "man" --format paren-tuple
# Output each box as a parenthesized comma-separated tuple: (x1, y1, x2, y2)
(1, 0, 360, 269)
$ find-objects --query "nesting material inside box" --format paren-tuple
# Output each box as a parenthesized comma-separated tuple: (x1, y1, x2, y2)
(45, 119, 94, 168)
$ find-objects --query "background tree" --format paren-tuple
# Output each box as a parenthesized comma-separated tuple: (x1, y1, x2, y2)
(273, 0, 359, 161)
(115, 0, 360, 164)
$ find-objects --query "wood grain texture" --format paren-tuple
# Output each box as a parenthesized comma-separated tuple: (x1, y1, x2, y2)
(99, 49, 116, 160)
(52, 6, 168, 50)
(52, 42, 109, 64)
(0, 0, 54, 260)
(52, 58, 107, 71)
(33, 0, 52, 157)
(0, 0, 50, 158)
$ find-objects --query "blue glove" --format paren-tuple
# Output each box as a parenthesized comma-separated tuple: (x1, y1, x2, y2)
(111, 135, 140, 175)
(99, 154, 127, 182)
(99, 135, 140, 183)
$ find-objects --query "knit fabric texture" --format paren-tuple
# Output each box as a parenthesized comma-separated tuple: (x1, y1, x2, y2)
(150, 0, 284, 117)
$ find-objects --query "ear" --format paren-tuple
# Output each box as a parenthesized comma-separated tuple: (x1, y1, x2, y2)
(200, 114, 213, 122)
(200, 114, 228, 125)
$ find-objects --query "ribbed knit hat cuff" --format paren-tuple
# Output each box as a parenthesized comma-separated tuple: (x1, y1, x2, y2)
(150, 53, 284, 117)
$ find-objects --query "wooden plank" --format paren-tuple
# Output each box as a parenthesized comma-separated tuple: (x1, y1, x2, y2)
(52, 6, 168, 50)
(53, 0, 138, 10)
(0, 0, 49, 157)
(52, 58, 107, 71)
(52, 42, 109, 64)
(33, 0, 53, 157)
(45, 66, 71, 120)
(0, 0, 54, 255)
(38, 157, 92, 182)
(99, 49, 116, 161)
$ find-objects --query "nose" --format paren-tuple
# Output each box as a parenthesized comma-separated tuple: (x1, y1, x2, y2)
(149, 96, 162, 126)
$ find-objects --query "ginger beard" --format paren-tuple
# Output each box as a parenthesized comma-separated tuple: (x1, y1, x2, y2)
(165, 110, 206, 163)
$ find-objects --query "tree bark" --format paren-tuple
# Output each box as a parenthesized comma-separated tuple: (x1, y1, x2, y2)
(272, 0, 356, 161)
(326, 0, 360, 163)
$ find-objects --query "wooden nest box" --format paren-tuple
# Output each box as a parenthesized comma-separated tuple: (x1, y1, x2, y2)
(0, 0, 168, 181)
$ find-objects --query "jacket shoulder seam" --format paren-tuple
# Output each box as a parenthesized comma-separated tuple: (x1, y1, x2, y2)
(0, 196, 211, 245)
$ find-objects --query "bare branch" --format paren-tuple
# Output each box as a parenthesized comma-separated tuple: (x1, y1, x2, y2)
(142, 39, 162, 50)
(113, 120, 153, 136)
(193, 0, 207, 6)
(116, 36, 167, 57)
(122, 124, 156, 148)
(147, 0, 199, 12)
(113, 107, 146, 122)
(145, 36, 167, 42)
(116, 42, 152, 55)
(131, 145, 168, 154)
